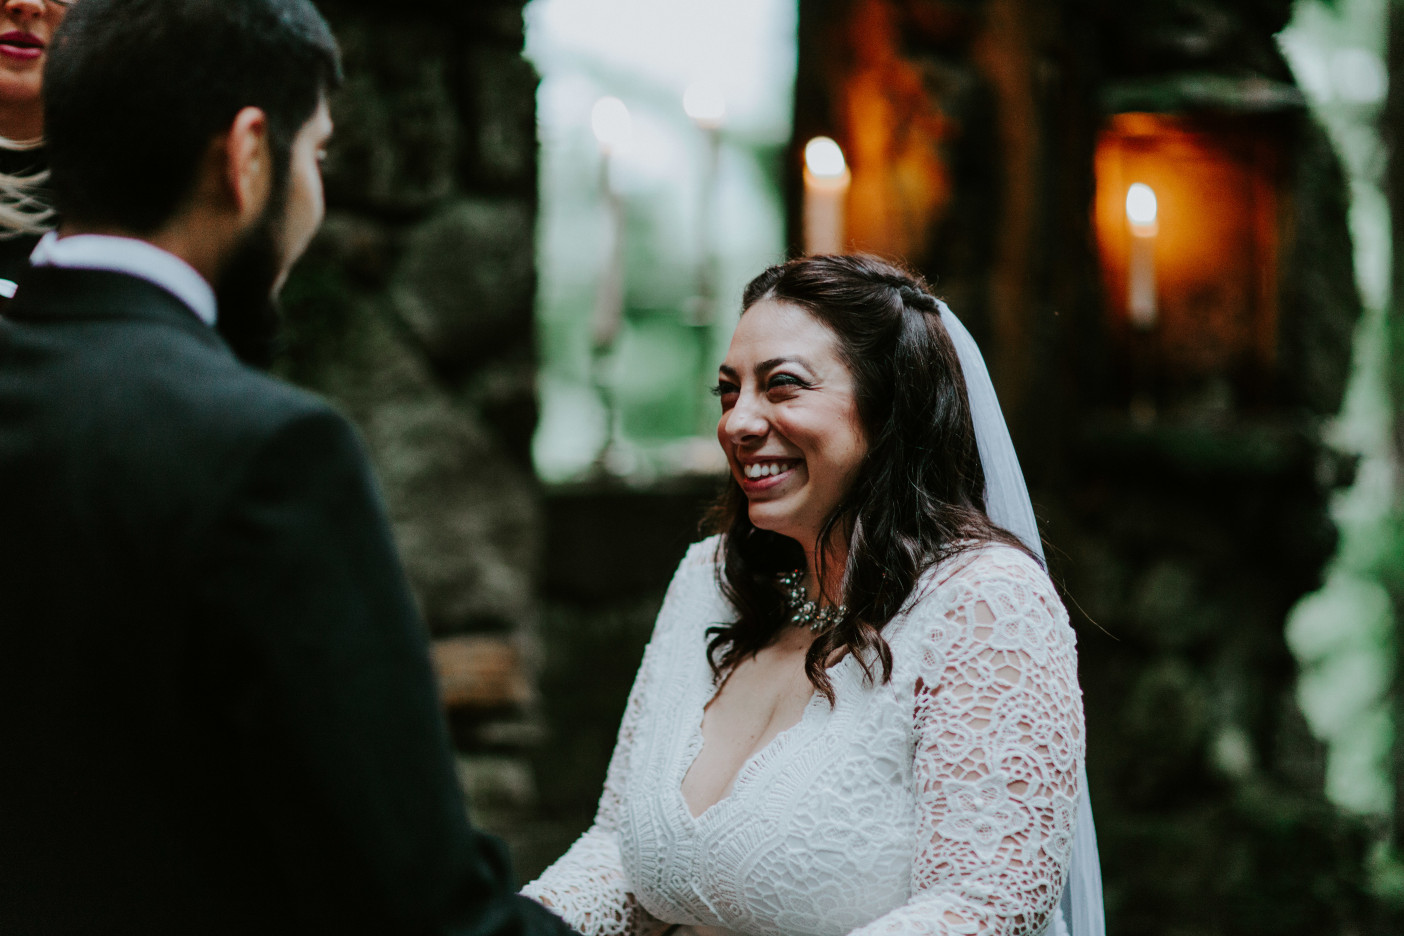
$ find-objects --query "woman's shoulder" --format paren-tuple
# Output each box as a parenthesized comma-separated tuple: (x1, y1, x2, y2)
(650, 534, 728, 640)
(676, 533, 724, 574)
(926, 540, 1052, 590)
(904, 541, 1073, 660)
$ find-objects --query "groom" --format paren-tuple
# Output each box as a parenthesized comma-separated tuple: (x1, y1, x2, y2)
(0, 2, 575, 935)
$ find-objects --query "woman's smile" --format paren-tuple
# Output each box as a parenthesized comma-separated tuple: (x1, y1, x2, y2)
(742, 460, 800, 480)
(738, 458, 803, 493)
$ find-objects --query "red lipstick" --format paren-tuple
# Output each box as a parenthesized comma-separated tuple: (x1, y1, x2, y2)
(0, 32, 43, 63)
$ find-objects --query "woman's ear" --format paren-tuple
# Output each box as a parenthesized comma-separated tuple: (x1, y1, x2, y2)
(224, 106, 272, 226)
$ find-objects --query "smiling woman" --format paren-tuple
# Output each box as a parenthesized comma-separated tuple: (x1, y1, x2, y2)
(523, 254, 1101, 936)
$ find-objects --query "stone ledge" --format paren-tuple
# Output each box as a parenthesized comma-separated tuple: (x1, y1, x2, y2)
(1075, 413, 1337, 480)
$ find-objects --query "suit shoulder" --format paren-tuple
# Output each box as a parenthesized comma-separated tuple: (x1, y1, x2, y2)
(199, 358, 340, 437)
(52, 317, 358, 481)
(109, 323, 343, 440)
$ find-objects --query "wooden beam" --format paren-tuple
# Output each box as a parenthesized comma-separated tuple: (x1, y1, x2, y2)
(430, 635, 532, 711)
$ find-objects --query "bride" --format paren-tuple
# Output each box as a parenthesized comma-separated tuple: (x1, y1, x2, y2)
(524, 254, 1103, 936)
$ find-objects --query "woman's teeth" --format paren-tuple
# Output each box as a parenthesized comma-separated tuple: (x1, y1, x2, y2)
(744, 461, 797, 479)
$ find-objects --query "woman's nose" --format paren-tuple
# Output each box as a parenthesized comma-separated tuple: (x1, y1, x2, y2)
(722, 395, 767, 442)
(3, 0, 45, 21)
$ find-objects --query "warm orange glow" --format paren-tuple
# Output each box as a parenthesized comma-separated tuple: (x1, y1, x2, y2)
(1095, 113, 1282, 382)
(833, 0, 953, 264)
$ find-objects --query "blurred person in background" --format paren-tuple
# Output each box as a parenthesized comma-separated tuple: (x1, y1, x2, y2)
(0, 0, 68, 142)
(0, 160, 50, 297)
(0, 0, 70, 292)
(524, 255, 1103, 936)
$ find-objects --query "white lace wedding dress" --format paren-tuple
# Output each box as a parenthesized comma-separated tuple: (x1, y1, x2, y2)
(523, 535, 1085, 936)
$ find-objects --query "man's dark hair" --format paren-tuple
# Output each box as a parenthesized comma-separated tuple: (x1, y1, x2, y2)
(44, 0, 343, 234)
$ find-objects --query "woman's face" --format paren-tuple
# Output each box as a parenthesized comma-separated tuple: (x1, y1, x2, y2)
(0, 0, 71, 140)
(715, 299, 868, 552)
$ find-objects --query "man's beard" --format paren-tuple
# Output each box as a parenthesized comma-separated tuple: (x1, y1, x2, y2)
(213, 202, 285, 370)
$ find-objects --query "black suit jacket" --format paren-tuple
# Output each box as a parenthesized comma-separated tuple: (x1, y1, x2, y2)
(0, 267, 575, 936)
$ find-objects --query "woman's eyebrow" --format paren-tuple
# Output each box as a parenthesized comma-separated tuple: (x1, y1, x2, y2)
(718, 357, 818, 380)
(756, 356, 815, 376)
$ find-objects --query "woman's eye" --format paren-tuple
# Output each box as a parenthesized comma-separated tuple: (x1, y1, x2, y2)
(711, 381, 739, 399)
(766, 374, 805, 392)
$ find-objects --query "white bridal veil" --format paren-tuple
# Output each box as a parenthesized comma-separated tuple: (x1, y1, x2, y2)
(937, 300, 1106, 936)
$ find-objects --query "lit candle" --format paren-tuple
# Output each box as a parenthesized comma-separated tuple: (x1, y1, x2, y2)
(683, 81, 724, 325)
(1126, 182, 1158, 329)
(803, 136, 850, 255)
(591, 96, 632, 351)
(683, 80, 725, 131)
(684, 82, 726, 432)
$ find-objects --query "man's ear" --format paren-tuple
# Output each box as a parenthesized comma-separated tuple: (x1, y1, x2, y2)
(225, 106, 272, 226)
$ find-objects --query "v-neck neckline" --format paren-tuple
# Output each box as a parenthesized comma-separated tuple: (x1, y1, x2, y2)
(676, 650, 849, 823)
(666, 559, 925, 828)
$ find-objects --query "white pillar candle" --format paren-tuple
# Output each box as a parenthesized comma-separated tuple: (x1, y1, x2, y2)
(1125, 182, 1159, 329)
(803, 136, 850, 255)
(591, 97, 632, 350)
(684, 81, 725, 324)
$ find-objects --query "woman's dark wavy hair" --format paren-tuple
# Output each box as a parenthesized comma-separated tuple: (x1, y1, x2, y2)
(705, 254, 1038, 702)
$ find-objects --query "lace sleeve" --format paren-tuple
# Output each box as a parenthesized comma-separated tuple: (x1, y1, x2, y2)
(521, 540, 719, 936)
(519, 673, 666, 936)
(850, 549, 1084, 936)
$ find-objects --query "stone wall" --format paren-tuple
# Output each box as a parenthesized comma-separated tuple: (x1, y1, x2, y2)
(276, 0, 546, 844)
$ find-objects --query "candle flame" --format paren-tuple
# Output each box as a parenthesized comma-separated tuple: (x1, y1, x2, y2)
(592, 97, 633, 154)
(1126, 183, 1158, 228)
(804, 136, 847, 179)
(683, 81, 726, 129)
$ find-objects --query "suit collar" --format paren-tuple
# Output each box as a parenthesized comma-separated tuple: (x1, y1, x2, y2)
(30, 232, 218, 327)
(3, 266, 230, 353)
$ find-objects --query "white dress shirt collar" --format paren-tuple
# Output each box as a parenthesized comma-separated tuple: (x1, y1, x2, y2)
(29, 231, 218, 327)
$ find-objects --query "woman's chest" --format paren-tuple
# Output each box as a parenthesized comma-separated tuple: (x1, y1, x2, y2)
(680, 629, 821, 819)
(618, 618, 923, 935)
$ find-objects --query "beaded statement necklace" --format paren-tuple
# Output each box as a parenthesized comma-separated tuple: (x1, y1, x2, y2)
(776, 569, 849, 634)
